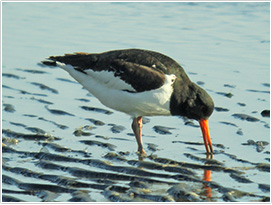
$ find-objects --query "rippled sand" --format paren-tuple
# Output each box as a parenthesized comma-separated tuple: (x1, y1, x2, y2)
(2, 2, 270, 202)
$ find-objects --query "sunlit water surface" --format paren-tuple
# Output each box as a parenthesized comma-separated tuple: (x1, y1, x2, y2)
(2, 2, 270, 202)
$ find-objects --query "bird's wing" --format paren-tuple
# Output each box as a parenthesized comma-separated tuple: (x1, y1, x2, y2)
(43, 49, 181, 93)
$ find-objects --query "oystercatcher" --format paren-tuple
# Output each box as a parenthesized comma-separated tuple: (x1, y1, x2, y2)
(42, 49, 214, 154)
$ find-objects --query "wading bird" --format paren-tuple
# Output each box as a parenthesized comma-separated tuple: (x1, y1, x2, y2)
(42, 49, 214, 154)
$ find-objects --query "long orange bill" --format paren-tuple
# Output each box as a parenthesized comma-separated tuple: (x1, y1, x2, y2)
(199, 119, 213, 153)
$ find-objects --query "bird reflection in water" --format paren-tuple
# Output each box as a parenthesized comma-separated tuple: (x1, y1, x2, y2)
(202, 154, 213, 200)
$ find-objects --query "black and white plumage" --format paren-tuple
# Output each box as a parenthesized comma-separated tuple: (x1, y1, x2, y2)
(42, 49, 214, 154)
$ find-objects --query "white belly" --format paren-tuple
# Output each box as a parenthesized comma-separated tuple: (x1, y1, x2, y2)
(59, 63, 175, 117)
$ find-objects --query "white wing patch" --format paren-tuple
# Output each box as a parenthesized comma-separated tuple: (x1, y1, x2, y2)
(56, 61, 136, 92)
(85, 69, 136, 92)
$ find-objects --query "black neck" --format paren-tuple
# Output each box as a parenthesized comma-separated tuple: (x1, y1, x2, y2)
(170, 78, 191, 116)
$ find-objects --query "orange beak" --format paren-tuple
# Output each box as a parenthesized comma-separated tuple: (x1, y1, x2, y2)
(199, 119, 213, 153)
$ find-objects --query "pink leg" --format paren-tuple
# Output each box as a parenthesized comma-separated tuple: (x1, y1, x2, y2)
(132, 116, 146, 154)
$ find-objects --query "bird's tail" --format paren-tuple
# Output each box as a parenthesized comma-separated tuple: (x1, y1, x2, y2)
(41, 60, 57, 67)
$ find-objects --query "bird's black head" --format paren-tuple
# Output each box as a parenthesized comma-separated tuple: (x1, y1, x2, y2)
(184, 83, 214, 120)
(170, 82, 214, 120)
(170, 81, 214, 153)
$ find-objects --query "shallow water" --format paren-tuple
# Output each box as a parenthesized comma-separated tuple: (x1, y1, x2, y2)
(2, 2, 270, 202)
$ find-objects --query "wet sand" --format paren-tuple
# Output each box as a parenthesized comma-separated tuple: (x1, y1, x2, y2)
(2, 2, 270, 202)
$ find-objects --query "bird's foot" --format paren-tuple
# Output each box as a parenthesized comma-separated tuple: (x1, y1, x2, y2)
(136, 148, 147, 157)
